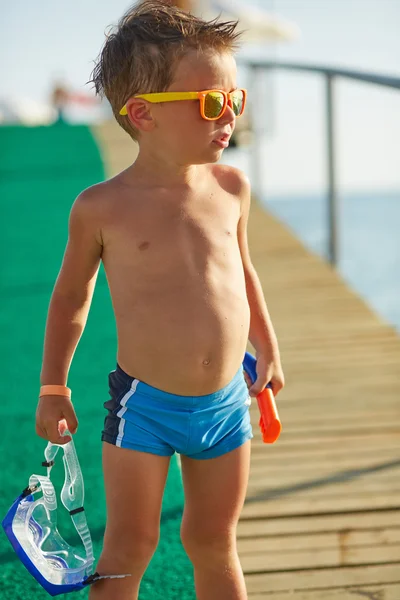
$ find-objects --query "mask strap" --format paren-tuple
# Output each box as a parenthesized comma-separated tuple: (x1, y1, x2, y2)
(70, 509, 94, 566)
(28, 473, 57, 513)
(42, 438, 94, 568)
(38, 437, 130, 584)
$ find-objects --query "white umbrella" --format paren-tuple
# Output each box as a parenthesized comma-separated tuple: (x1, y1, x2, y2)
(197, 0, 301, 43)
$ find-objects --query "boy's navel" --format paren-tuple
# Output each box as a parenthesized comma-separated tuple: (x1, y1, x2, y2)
(138, 241, 150, 250)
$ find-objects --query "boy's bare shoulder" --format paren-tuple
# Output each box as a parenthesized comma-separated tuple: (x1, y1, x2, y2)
(71, 175, 127, 224)
(69, 178, 122, 246)
(73, 177, 118, 209)
(210, 164, 251, 197)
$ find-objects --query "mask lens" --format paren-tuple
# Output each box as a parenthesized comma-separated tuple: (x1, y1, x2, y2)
(231, 90, 244, 116)
(204, 92, 225, 118)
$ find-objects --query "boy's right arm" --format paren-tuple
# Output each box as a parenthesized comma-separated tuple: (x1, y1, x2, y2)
(36, 188, 103, 444)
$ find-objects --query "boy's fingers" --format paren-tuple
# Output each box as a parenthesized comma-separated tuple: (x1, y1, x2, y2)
(62, 406, 78, 434)
(58, 435, 72, 444)
(42, 421, 68, 444)
(270, 378, 284, 397)
(249, 375, 269, 397)
(67, 414, 78, 434)
(57, 419, 74, 442)
(248, 382, 263, 397)
(50, 432, 69, 445)
(270, 382, 278, 396)
(36, 424, 48, 440)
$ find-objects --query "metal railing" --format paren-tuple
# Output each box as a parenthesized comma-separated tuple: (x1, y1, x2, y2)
(240, 60, 400, 266)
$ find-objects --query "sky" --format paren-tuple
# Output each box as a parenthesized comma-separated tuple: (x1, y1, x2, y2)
(248, 0, 400, 195)
(1, 0, 400, 195)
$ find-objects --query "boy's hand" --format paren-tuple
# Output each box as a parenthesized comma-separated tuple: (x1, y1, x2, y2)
(35, 396, 78, 445)
(244, 352, 285, 398)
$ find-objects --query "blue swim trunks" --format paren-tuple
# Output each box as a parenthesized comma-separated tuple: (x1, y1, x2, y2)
(101, 364, 253, 460)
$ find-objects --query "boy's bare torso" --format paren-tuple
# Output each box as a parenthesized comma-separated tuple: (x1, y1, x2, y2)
(97, 163, 250, 396)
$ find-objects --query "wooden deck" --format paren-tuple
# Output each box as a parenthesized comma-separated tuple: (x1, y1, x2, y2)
(93, 122, 400, 599)
(239, 200, 400, 598)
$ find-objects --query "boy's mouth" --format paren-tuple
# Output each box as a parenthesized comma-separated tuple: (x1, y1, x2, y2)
(214, 132, 231, 143)
(213, 138, 230, 149)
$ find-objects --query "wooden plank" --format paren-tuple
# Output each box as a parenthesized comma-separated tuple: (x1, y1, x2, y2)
(237, 511, 400, 538)
(239, 530, 400, 572)
(251, 409, 400, 425)
(250, 431, 400, 448)
(249, 445, 400, 464)
(241, 544, 400, 573)
(249, 429, 400, 443)
(250, 427, 400, 441)
(274, 354, 400, 366)
(250, 434, 400, 453)
(247, 468, 400, 486)
(249, 440, 400, 455)
(241, 494, 400, 518)
(275, 387, 400, 401)
(247, 469, 400, 487)
(246, 482, 400, 500)
(247, 468, 400, 487)
(245, 564, 400, 594)
(248, 583, 400, 599)
(256, 414, 400, 428)
(248, 449, 400, 472)
(239, 528, 400, 553)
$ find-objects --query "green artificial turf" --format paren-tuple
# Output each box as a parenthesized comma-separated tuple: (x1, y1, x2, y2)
(0, 124, 194, 599)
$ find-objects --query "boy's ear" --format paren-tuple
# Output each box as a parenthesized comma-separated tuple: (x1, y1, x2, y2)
(125, 98, 156, 132)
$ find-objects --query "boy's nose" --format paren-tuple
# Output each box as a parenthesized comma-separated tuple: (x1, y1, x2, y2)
(221, 101, 236, 124)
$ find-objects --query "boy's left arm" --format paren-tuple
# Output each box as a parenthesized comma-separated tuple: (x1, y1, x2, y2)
(236, 171, 285, 397)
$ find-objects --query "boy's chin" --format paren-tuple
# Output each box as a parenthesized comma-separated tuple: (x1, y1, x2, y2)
(177, 142, 225, 165)
(208, 141, 225, 157)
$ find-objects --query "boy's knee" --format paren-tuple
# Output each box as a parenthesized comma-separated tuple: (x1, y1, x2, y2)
(181, 523, 236, 564)
(100, 529, 159, 571)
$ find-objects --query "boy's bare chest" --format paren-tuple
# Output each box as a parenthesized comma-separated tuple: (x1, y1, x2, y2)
(102, 185, 241, 266)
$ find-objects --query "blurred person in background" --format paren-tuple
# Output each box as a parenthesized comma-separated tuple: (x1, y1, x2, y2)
(51, 80, 101, 123)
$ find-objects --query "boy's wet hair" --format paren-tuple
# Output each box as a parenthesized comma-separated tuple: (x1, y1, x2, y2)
(89, 0, 244, 141)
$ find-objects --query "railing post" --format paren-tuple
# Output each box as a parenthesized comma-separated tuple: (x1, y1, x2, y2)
(249, 64, 266, 199)
(239, 59, 400, 268)
(325, 73, 338, 267)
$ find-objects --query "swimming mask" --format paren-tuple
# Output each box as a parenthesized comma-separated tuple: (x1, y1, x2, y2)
(2, 425, 130, 596)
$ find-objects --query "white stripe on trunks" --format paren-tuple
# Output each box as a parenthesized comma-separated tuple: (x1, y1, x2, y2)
(115, 378, 140, 447)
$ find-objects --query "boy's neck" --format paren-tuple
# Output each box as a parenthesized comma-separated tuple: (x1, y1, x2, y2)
(127, 155, 203, 189)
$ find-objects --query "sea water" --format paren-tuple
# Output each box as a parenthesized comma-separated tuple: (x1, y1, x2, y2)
(264, 190, 400, 332)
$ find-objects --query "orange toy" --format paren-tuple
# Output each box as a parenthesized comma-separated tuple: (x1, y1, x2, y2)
(243, 351, 282, 444)
(256, 386, 282, 443)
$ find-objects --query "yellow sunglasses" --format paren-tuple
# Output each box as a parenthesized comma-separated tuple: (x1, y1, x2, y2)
(119, 88, 247, 121)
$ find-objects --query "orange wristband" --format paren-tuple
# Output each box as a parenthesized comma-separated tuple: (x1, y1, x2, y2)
(39, 385, 71, 399)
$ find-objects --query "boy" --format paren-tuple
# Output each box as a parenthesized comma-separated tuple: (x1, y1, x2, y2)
(35, 2, 284, 599)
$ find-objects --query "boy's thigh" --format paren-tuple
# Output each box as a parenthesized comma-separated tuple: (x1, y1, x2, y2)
(101, 442, 171, 547)
(180, 440, 251, 541)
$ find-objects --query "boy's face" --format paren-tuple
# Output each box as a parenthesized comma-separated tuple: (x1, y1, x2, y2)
(138, 50, 239, 165)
